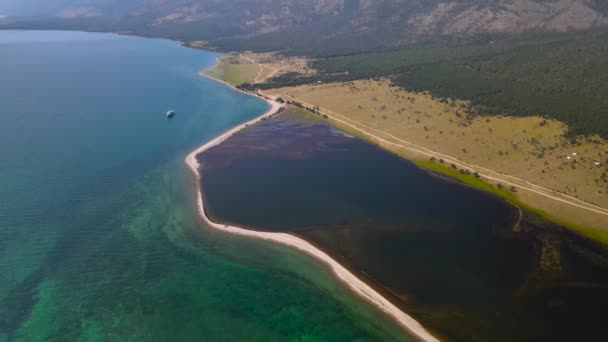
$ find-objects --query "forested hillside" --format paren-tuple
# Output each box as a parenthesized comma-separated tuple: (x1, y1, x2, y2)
(254, 29, 608, 139)
(3, 0, 608, 52)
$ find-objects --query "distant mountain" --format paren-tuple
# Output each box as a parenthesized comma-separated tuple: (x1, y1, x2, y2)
(2, 0, 607, 52)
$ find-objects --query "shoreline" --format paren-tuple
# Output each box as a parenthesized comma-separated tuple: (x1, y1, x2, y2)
(275, 92, 608, 243)
(186, 67, 440, 342)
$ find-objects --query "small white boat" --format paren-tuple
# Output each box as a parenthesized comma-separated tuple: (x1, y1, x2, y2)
(166, 110, 175, 118)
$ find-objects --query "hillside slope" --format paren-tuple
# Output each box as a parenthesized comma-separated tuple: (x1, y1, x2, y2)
(2, 0, 607, 51)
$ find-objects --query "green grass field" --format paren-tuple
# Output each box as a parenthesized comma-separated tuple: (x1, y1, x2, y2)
(206, 56, 259, 86)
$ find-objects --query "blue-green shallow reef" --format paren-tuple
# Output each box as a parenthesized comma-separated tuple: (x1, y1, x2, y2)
(0, 31, 412, 341)
(198, 108, 608, 342)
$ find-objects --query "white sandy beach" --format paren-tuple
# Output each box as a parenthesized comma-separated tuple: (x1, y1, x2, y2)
(186, 72, 440, 342)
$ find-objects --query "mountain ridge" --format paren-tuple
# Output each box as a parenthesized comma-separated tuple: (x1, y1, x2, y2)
(2, 0, 607, 49)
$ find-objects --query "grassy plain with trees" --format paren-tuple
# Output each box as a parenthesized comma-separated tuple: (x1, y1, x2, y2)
(253, 29, 608, 139)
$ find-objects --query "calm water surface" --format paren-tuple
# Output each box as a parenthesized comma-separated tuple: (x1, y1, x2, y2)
(0, 31, 411, 341)
(199, 109, 608, 342)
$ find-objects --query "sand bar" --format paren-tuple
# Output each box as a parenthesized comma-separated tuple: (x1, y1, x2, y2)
(186, 69, 440, 342)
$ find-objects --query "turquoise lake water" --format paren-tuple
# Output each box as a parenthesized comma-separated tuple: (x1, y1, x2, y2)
(0, 31, 411, 341)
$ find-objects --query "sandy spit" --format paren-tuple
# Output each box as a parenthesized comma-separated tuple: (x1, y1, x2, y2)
(186, 72, 440, 342)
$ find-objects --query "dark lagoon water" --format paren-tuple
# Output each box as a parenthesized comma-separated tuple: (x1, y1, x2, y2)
(0, 31, 412, 341)
(199, 109, 608, 341)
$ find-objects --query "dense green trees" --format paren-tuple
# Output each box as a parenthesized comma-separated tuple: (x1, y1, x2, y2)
(272, 29, 608, 139)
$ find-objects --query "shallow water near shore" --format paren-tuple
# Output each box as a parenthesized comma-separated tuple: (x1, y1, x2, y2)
(0, 31, 412, 341)
(199, 109, 608, 341)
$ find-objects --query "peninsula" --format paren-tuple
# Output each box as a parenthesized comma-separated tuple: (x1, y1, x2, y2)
(185, 70, 440, 342)
(192, 54, 608, 342)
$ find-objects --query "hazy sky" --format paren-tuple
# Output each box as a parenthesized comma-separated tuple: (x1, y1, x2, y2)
(0, 0, 144, 17)
(0, 0, 74, 16)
